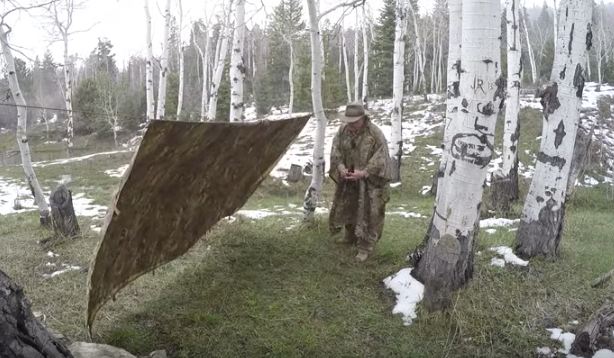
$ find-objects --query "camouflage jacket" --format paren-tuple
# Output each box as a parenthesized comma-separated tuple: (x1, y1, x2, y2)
(329, 120, 393, 186)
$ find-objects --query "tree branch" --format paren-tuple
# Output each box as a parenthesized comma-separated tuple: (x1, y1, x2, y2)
(317, 0, 364, 21)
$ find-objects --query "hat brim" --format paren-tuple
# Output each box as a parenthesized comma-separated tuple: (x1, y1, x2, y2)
(340, 112, 368, 123)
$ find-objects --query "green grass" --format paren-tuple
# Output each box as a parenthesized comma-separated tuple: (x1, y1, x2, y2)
(1, 109, 613, 357)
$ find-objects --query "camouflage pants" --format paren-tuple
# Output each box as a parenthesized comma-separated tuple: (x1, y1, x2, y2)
(331, 181, 388, 252)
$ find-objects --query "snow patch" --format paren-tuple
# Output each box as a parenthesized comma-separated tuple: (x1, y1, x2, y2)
(489, 246, 528, 267)
(547, 328, 575, 355)
(490, 257, 506, 267)
(388, 211, 425, 219)
(104, 164, 129, 178)
(485, 228, 497, 234)
(420, 186, 432, 196)
(43, 264, 82, 279)
(71, 193, 108, 218)
(480, 218, 520, 228)
(383, 268, 424, 326)
(390, 182, 402, 188)
(32, 150, 130, 167)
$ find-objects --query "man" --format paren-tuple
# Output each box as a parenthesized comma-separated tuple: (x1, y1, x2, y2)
(329, 102, 393, 262)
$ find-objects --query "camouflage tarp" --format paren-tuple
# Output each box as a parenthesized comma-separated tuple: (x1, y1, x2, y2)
(87, 115, 310, 329)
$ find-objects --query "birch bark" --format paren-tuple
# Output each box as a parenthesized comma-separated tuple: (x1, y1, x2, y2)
(303, 0, 327, 222)
(390, 0, 408, 183)
(208, 2, 233, 121)
(492, 0, 523, 206)
(176, 0, 185, 119)
(229, 0, 246, 122)
(155, 0, 171, 120)
(361, 6, 369, 107)
(145, 0, 155, 121)
(515, 0, 593, 258)
(414, 0, 503, 310)
(0, 25, 50, 224)
(521, 9, 538, 84)
(343, 33, 352, 102)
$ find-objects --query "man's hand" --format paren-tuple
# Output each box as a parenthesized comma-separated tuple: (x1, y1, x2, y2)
(345, 169, 368, 181)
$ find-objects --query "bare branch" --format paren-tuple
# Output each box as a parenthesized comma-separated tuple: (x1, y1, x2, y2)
(318, 0, 364, 21)
(1, 0, 57, 22)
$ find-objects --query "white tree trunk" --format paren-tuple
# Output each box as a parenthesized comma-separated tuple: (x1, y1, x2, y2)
(0, 27, 50, 223)
(208, 6, 232, 121)
(409, 3, 426, 94)
(288, 40, 295, 113)
(303, 0, 327, 222)
(414, 0, 502, 310)
(494, 0, 523, 203)
(194, 26, 210, 121)
(552, 0, 558, 53)
(390, 0, 408, 183)
(144, 0, 155, 122)
(229, 0, 246, 122)
(361, 6, 369, 107)
(61, 34, 74, 148)
(431, 0, 462, 199)
(176, 0, 185, 120)
(342, 33, 352, 102)
(516, 0, 592, 258)
(521, 10, 538, 84)
(353, 15, 361, 103)
(155, 0, 171, 120)
(430, 19, 437, 93)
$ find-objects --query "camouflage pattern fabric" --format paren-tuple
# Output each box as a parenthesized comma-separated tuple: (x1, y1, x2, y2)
(87, 115, 310, 330)
(329, 120, 393, 251)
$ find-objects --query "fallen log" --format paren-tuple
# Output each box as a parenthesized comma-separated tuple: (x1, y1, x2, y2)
(0, 269, 73, 358)
(592, 268, 614, 288)
(570, 302, 614, 357)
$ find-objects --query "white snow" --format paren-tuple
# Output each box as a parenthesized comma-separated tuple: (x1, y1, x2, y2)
(388, 211, 425, 219)
(47, 251, 59, 258)
(490, 257, 506, 267)
(390, 182, 402, 188)
(71, 193, 108, 218)
(0, 177, 37, 215)
(485, 229, 497, 234)
(480, 218, 520, 228)
(547, 328, 576, 355)
(32, 150, 130, 167)
(593, 349, 614, 358)
(489, 246, 528, 267)
(235, 209, 278, 220)
(90, 225, 101, 233)
(420, 186, 431, 195)
(383, 268, 424, 326)
(270, 97, 445, 179)
(104, 164, 129, 178)
(536, 347, 552, 356)
(43, 264, 82, 279)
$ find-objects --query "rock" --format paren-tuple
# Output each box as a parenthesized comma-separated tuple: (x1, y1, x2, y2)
(68, 342, 136, 358)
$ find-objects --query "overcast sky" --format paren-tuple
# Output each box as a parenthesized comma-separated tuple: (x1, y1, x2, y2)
(0, 0, 601, 67)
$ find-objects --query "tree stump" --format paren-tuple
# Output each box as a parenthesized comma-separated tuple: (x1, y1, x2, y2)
(50, 185, 80, 239)
(570, 302, 614, 357)
(286, 164, 303, 183)
(0, 269, 74, 358)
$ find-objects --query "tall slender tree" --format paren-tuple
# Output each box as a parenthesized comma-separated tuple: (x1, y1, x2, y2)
(515, 0, 593, 258)
(155, 0, 171, 120)
(390, 0, 408, 183)
(0, 20, 50, 224)
(229, 0, 246, 121)
(492, 0, 523, 206)
(413, 0, 503, 310)
(144, 0, 155, 121)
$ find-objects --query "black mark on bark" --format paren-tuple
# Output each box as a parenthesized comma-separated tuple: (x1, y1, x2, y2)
(554, 121, 566, 149)
(450, 133, 493, 168)
(559, 65, 567, 80)
(477, 102, 495, 116)
(568, 23, 574, 56)
(573, 64, 585, 98)
(586, 23, 593, 50)
(494, 76, 506, 109)
(537, 151, 566, 170)
(537, 82, 561, 119)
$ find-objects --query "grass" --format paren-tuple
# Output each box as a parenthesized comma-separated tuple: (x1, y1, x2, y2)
(1, 109, 613, 357)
